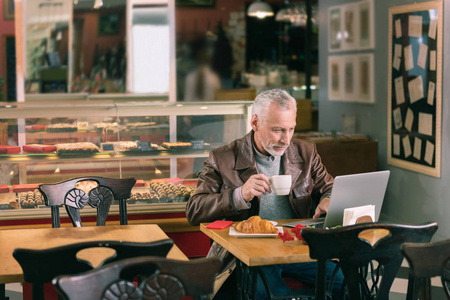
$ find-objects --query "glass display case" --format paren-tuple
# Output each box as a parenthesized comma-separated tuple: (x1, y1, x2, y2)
(0, 99, 253, 220)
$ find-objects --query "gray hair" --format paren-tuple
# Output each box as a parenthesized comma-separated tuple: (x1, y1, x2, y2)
(252, 89, 297, 121)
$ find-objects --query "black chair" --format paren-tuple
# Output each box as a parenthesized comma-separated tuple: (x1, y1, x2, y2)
(401, 239, 450, 299)
(301, 222, 439, 300)
(444, 260, 450, 299)
(38, 176, 136, 227)
(13, 239, 173, 300)
(53, 256, 222, 300)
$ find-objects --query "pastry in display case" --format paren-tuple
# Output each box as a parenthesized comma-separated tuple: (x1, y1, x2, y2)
(0, 100, 252, 219)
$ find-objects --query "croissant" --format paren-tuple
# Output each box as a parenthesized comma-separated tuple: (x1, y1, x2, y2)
(234, 216, 278, 234)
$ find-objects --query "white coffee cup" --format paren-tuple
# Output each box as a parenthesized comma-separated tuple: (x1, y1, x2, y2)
(270, 175, 292, 196)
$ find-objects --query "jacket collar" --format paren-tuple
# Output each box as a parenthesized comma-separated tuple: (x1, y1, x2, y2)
(235, 131, 304, 185)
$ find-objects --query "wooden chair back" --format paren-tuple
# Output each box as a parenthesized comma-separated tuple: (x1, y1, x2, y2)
(301, 222, 439, 300)
(13, 239, 173, 300)
(53, 256, 222, 300)
(38, 176, 136, 227)
(401, 239, 450, 299)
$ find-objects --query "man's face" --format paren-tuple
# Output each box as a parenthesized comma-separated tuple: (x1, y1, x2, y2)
(252, 102, 297, 156)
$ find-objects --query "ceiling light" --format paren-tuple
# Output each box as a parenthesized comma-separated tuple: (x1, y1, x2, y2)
(275, 8, 290, 22)
(93, 0, 103, 9)
(276, 0, 290, 22)
(248, 0, 274, 19)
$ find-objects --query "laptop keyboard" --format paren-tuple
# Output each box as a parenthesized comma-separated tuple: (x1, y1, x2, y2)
(284, 217, 325, 228)
(308, 222, 324, 229)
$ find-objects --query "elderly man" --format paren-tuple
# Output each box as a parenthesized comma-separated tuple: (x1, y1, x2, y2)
(186, 88, 342, 299)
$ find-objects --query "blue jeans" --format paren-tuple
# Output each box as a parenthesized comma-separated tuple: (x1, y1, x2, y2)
(256, 261, 344, 299)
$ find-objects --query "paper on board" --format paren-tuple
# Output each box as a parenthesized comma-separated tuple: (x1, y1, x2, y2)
(417, 43, 428, 69)
(424, 141, 434, 165)
(394, 76, 405, 105)
(413, 137, 422, 160)
(393, 56, 401, 71)
(428, 19, 437, 39)
(408, 76, 424, 103)
(408, 15, 423, 37)
(402, 135, 412, 158)
(395, 19, 402, 38)
(404, 45, 414, 70)
(418, 112, 433, 136)
(394, 44, 402, 57)
(427, 81, 435, 106)
(430, 50, 436, 71)
(393, 134, 401, 156)
(393, 107, 403, 130)
(405, 108, 414, 132)
(393, 43, 402, 71)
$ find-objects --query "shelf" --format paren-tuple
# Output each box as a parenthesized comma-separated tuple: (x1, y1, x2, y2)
(0, 100, 253, 118)
(0, 202, 187, 221)
(0, 149, 213, 163)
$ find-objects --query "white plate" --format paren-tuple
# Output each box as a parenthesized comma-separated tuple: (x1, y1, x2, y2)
(269, 221, 278, 226)
(229, 226, 283, 238)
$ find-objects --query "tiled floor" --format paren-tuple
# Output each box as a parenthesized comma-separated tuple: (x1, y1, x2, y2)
(6, 276, 448, 300)
(5, 283, 22, 300)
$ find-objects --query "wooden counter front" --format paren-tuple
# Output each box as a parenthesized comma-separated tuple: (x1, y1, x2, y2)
(295, 136, 378, 177)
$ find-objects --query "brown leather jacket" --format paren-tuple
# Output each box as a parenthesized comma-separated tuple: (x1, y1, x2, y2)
(186, 131, 334, 225)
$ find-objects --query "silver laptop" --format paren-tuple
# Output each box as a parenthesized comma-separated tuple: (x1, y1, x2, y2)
(284, 170, 390, 228)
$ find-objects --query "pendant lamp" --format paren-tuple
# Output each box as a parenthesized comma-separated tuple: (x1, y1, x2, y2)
(93, 0, 103, 9)
(248, 0, 274, 19)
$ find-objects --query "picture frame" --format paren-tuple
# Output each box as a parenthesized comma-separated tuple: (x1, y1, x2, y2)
(358, 0, 375, 49)
(387, 1, 442, 178)
(175, 0, 215, 8)
(3, 0, 14, 20)
(98, 13, 120, 36)
(341, 3, 358, 51)
(342, 55, 357, 101)
(328, 0, 374, 52)
(328, 56, 342, 100)
(328, 53, 374, 103)
(357, 53, 374, 103)
(328, 6, 342, 52)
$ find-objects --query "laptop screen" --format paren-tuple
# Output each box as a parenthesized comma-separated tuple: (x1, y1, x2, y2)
(284, 170, 390, 228)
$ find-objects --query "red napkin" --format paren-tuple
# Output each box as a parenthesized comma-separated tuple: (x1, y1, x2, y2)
(206, 220, 233, 229)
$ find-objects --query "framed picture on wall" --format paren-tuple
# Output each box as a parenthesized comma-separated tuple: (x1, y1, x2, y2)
(357, 53, 374, 103)
(328, 56, 342, 100)
(358, 0, 374, 49)
(387, 1, 442, 177)
(3, 0, 14, 20)
(329, 0, 374, 52)
(341, 3, 358, 51)
(342, 55, 358, 101)
(328, 6, 342, 52)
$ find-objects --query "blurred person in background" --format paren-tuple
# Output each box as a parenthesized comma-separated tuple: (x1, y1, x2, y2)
(184, 36, 221, 101)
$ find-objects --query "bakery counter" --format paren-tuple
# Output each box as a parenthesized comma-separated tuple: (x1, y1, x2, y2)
(0, 202, 188, 221)
(1, 177, 198, 211)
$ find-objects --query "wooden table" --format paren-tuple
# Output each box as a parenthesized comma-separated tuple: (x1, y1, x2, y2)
(201, 220, 314, 299)
(0, 224, 188, 285)
(201, 220, 388, 299)
(200, 221, 313, 267)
